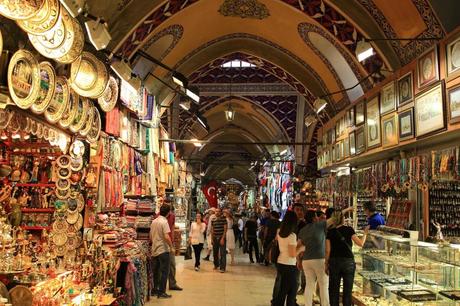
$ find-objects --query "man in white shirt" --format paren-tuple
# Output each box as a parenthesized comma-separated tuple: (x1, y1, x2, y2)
(203, 208, 216, 261)
(151, 204, 174, 299)
(237, 214, 244, 248)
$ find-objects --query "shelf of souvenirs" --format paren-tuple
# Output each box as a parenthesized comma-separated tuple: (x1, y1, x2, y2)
(21, 208, 55, 213)
(20, 225, 52, 231)
(4, 182, 55, 188)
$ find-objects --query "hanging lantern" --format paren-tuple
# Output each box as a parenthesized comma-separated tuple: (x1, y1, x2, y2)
(225, 103, 235, 122)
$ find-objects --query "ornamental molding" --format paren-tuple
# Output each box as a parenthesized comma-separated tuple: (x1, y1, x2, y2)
(218, 0, 270, 20)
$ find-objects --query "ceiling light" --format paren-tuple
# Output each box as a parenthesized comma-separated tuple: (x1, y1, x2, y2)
(186, 88, 200, 103)
(172, 72, 188, 88)
(111, 59, 132, 82)
(356, 39, 374, 62)
(85, 19, 111, 51)
(179, 101, 191, 111)
(59, 0, 85, 17)
(191, 138, 202, 147)
(314, 98, 327, 113)
(225, 104, 235, 121)
(304, 115, 317, 127)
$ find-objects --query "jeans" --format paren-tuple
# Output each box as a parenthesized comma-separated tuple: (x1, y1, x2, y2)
(153, 252, 171, 294)
(247, 236, 260, 262)
(328, 257, 356, 306)
(212, 237, 226, 271)
(192, 243, 204, 268)
(302, 259, 329, 306)
(272, 264, 298, 306)
(236, 229, 243, 248)
(168, 251, 177, 288)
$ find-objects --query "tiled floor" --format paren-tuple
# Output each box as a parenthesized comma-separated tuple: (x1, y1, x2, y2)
(146, 249, 299, 306)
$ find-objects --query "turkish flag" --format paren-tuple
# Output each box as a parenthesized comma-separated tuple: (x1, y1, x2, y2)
(202, 180, 218, 208)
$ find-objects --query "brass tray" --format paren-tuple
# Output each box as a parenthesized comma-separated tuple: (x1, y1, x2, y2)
(87, 106, 101, 143)
(44, 76, 69, 123)
(58, 89, 78, 128)
(69, 96, 89, 133)
(31, 61, 55, 114)
(7, 49, 41, 109)
(70, 51, 108, 98)
(17, 0, 60, 34)
(0, 0, 44, 20)
(98, 75, 118, 112)
(79, 102, 94, 137)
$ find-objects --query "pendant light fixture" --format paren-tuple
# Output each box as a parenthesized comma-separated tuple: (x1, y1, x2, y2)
(225, 103, 235, 122)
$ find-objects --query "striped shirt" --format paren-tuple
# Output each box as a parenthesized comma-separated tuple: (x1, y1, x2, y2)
(212, 216, 227, 239)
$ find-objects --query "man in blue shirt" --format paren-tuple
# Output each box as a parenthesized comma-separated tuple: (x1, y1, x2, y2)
(363, 201, 385, 229)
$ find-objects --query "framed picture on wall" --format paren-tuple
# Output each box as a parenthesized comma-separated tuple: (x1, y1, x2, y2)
(381, 112, 398, 148)
(447, 84, 460, 124)
(398, 107, 415, 141)
(417, 46, 439, 89)
(349, 131, 356, 156)
(415, 82, 445, 138)
(355, 101, 365, 126)
(343, 137, 350, 158)
(398, 72, 413, 107)
(349, 107, 355, 127)
(366, 95, 381, 149)
(381, 81, 396, 115)
(446, 34, 460, 79)
(355, 126, 365, 154)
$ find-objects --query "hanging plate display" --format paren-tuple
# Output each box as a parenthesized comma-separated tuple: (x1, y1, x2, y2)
(79, 103, 94, 137)
(67, 197, 78, 212)
(0, 0, 44, 20)
(66, 232, 79, 250)
(76, 193, 84, 212)
(52, 232, 67, 246)
(58, 89, 78, 128)
(36, 122, 43, 138)
(70, 51, 108, 98)
(8, 113, 20, 133)
(28, 8, 84, 63)
(69, 139, 85, 158)
(7, 49, 41, 109)
(58, 167, 71, 179)
(56, 178, 70, 190)
(98, 76, 118, 112)
(31, 61, 55, 114)
(52, 218, 68, 233)
(16, 0, 60, 34)
(86, 106, 101, 143)
(44, 76, 69, 123)
(75, 213, 83, 230)
(54, 244, 66, 256)
(66, 209, 78, 224)
(56, 155, 70, 168)
(0, 109, 13, 129)
(9, 285, 33, 306)
(69, 96, 89, 133)
(69, 157, 83, 171)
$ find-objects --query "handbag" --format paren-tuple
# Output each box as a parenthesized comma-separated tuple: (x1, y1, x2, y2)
(184, 245, 193, 260)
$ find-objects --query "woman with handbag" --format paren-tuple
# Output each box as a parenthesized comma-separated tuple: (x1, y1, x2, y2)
(325, 210, 369, 306)
(272, 211, 298, 306)
(189, 212, 206, 271)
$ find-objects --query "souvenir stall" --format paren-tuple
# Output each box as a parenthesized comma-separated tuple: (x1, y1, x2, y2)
(257, 161, 293, 215)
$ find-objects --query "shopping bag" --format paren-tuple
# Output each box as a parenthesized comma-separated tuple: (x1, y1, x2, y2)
(184, 245, 193, 260)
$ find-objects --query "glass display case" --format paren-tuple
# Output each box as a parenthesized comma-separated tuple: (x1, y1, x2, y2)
(353, 227, 460, 305)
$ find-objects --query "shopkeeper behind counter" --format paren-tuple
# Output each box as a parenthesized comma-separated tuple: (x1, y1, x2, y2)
(363, 201, 385, 230)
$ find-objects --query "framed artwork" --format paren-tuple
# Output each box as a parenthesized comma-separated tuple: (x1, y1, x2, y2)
(335, 122, 340, 139)
(343, 137, 350, 158)
(335, 142, 341, 161)
(339, 141, 344, 160)
(415, 82, 445, 138)
(446, 34, 460, 79)
(349, 107, 355, 127)
(398, 108, 415, 141)
(366, 95, 381, 149)
(381, 113, 398, 148)
(417, 46, 439, 89)
(349, 131, 356, 156)
(447, 84, 460, 124)
(355, 101, 365, 126)
(381, 81, 396, 115)
(355, 127, 365, 154)
(398, 72, 413, 107)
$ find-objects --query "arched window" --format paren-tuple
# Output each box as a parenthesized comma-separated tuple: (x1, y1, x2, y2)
(221, 60, 256, 68)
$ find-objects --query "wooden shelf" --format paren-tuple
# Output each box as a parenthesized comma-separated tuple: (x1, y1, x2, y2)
(10, 151, 60, 157)
(124, 194, 156, 199)
(14, 183, 54, 187)
(21, 208, 55, 213)
(20, 226, 51, 231)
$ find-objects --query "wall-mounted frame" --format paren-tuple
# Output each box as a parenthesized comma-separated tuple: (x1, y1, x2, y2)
(349, 107, 355, 127)
(343, 137, 350, 158)
(415, 82, 445, 138)
(446, 33, 460, 79)
(355, 101, 365, 126)
(355, 126, 365, 155)
(366, 95, 381, 149)
(381, 112, 398, 148)
(397, 71, 413, 107)
(417, 46, 439, 89)
(349, 131, 356, 156)
(398, 107, 415, 141)
(380, 81, 396, 115)
(447, 84, 460, 124)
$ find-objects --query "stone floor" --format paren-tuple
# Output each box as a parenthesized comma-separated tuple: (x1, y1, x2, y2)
(146, 248, 302, 306)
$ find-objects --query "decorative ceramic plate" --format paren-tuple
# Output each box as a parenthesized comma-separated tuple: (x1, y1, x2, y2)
(87, 106, 101, 143)
(7, 49, 41, 109)
(69, 139, 85, 158)
(52, 232, 67, 246)
(54, 244, 66, 256)
(42, 126, 49, 140)
(69, 157, 83, 171)
(9, 285, 33, 306)
(66, 232, 79, 250)
(66, 209, 78, 224)
(57, 167, 71, 179)
(8, 113, 20, 133)
(58, 89, 78, 128)
(67, 197, 78, 211)
(69, 96, 89, 133)
(52, 219, 68, 233)
(0, 109, 13, 129)
(30, 120, 37, 135)
(55, 188, 70, 199)
(31, 61, 55, 114)
(36, 122, 43, 138)
(16, 0, 60, 34)
(56, 155, 70, 168)
(98, 76, 118, 112)
(75, 213, 83, 230)
(56, 178, 70, 190)
(0, 0, 44, 20)
(70, 51, 108, 98)
(76, 193, 84, 212)
(44, 76, 69, 123)
(79, 102, 94, 137)
(55, 14, 84, 64)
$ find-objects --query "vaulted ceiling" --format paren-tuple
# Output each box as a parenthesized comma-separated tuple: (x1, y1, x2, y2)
(86, 0, 456, 184)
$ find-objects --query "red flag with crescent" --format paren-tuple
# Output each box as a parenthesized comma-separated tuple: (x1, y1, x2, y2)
(202, 180, 218, 208)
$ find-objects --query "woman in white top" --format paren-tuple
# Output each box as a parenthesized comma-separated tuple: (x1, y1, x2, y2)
(189, 212, 206, 271)
(224, 209, 236, 265)
(272, 210, 298, 306)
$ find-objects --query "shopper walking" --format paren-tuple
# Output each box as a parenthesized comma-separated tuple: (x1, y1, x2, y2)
(224, 209, 236, 265)
(272, 211, 298, 306)
(244, 214, 260, 263)
(363, 201, 385, 229)
(203, 208, 216, 261)
(237, 213, 244, 248)
(297, 210, 340, 306)
(211, 208, 228, 272)
(150, 204, 174, 299)
(189, 212, 206, 271)
(292, 203, 306, 295)
(166, 205, 183, 291)
(326, 210, 369, 306)
(264, 211, 281, 265)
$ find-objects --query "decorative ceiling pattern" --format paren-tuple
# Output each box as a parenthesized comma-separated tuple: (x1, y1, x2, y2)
(190, 65, 283, 84)
(141, 24, 184, 61)
(218, 0, 270, 19)
(356, 0, 444, 65)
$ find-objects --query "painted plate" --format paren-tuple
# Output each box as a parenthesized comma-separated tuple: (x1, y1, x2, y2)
(52, 232, 67, 246)
(66, 232, 79, 250)
(31, 61, 55, 114)
(16, 0, 60, 34)
(76, 193, 84, 212)
(75, 213, 83, 230)
(56, 178, 70, 190)
(98, 76, 118, 112)
(69, 157, 83, 171)
(7, 49, 41, 109)
(69, 96, 89, 133)
(70, 51, 108, 98)
(66, 209, 78, 224)
(86, 106, 101, 143)
(44, 76, 69, 123)
(58, 89, 78, 128)
(52, 219, 68, 233)
(56, 155, 70, 168)
(54, 244, 66, 256)
(69, 139, 85, 158)
(55, 187, 70, 199)
(0, 109, 13, 129)
(57, 167, 71, 179)
(0, 0, 44, 20)
(79, 102, 94, 137)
